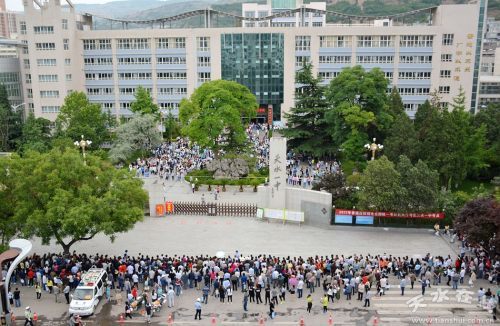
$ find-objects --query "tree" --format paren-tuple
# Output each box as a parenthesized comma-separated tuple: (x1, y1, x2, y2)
(163, 110, 181, 140)
(396, 155, 440, 212)
(0, 156, 18, 247)
(384, 112, 418, 162)
(17, 113, 52, 154)
(474, 104, 500, 178)
(109, 114, 162, 164)
(454, 197, 500, 252)
(312, 172, 353, 205)
(11, 148, 148, 254)
(282, 63, 332, 157)
(130, 86, 160, 118)
(55, 92, 110, 148)
(0, 84, 22, 151)
(179, 80, 257, 155)
(357, 156, 406, 211)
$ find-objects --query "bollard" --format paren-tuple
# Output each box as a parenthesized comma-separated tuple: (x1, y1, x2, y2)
(299, 316, 305, 326)
(167, 313, 173, 326)
(328, 314, 333, 326)
(211, 314, 216, 325)
(118, 313, 124, 325)
(259, 314, 265, 325)
(33, 312, 38, 324)
(373, 315, 379, 326)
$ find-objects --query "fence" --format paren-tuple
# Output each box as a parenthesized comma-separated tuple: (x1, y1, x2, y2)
(172, 201, 257, 217)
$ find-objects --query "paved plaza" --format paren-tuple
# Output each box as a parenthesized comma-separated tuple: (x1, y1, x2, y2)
(17, 177, 496, 325)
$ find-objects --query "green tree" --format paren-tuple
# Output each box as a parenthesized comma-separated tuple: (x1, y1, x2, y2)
(109, 114, 162, 164)
(283, 63, 332, 157)
(55, 91, 110, 148)
(357, 156, 405, 211)
(0, 156, 18, 247)
(0, 84, 22, 151)
(17, 113, 52, 154)
(179, 80, 257, 155)
(396, 155, 440, 212)
(130, 86, 160, 118)
(163, 111, 181, 140)
(474, 104, 500, 178)
(12, 148, 148, 254)
(384, 98, 418, 163)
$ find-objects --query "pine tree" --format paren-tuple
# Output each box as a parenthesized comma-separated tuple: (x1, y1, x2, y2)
(0, 84, 22, 151)
(282, 63, 332, 158)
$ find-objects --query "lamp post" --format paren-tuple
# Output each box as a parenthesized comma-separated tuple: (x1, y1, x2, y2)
(364, 138, 383, 160)
(74, 135, 92, 165)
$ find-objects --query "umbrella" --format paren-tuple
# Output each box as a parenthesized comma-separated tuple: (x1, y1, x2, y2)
(216, 251, 225, 259)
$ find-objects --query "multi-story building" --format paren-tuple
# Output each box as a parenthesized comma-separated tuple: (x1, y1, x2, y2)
(0, 0, 18, 39)
(17, 0, 487, 121)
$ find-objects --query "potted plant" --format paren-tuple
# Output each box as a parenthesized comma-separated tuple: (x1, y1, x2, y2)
(251, 178, 261, 192)
(221, 179, 228, 192)
(238, 179, 245, 192)
(206, 179, 213, 192)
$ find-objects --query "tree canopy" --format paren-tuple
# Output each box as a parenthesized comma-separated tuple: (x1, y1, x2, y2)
(8, 148, 148, 254)
(55, 91, 110, 148)
(130, 86, 160, 118)
(179, 80, 257, 154)
(0, 84, 22, 151)
(17, 113, 52, 154)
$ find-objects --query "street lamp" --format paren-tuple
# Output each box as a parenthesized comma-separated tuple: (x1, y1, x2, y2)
(74, 135, 92, 165)
(364, 138, 383, 160)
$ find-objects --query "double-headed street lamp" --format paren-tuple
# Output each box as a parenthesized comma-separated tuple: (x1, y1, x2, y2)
(364, 138, 383, 160)
(74, 135, 92, 165)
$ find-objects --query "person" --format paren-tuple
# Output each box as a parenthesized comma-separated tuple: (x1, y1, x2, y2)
(63, 284, 70, 304)
(35, 284, 42, 300)
(191, 183, 195, 194)
(269, 301, 275, 319)
(469, 271, 477, 288)
(219, 286, 226, 303)
(364, 289, 372, 307)
(306, 294, 313, 313)
(297, 278, 304, 298)
(125, 302, 133, 319)
(400, 277, 406, 296)
(68, 314, 78, 326)
(421, 278, 427, 296)
(167, 286, 175, 307)
(409, 273, 416, 289)
(271, 287, 279, 305)
(194, 298, 202, 320)
(227, 287, 233, 303)
(265, 286, 271, 305)
(243, 289, 249, 311)
(322, 294, 328, 313)
(145, 302, 152, 324)
(256, 285, 262, 304)
(14, 288, 21, 307)
(202, 285, 209, 304)
(24, 307, 34, 326)
(478, 287, 485, 307)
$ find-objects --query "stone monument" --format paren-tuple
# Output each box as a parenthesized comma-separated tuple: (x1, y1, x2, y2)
(268, 132, 287, 209)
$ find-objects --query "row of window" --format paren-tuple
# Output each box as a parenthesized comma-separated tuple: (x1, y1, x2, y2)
(398, 87, 430, 96)
(299, 35, 437, 50)
(96, 102, 180, 110)
(118, 72, 152, 80)
(158, 87, 187, 95)
(86, 73, 113, 80)
(35, 40, 69, 51)
(22, 20, 68, 35)
(39, 74, 58, 82)
(305, 55, 432, 64)
(83, 56, 194, 65)
(40, 90, 60, 98)
(41, 106, 60, 113)
(0, 72, 19, 83)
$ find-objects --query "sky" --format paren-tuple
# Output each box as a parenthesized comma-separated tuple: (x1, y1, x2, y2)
(6, 0, 116, 12)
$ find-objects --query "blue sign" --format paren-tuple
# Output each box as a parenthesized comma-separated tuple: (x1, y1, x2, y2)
(355, 216, 374, 225)
(334, 215, 352, 224)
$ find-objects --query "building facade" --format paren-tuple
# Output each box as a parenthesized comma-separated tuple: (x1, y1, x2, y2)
(17, 0, 486, 121)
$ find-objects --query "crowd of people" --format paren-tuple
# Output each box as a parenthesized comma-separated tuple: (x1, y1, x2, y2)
(286, 155, 342, 189)
(4, 241, 499, 324)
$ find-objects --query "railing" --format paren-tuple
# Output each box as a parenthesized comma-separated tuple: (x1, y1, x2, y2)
(172, 201, 257, 217)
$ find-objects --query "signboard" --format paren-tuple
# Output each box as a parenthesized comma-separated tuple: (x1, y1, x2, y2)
(262, 208, 305, 223)
(165, 201, 174, 214)
(355, 216, 374, 225)
(335, 209, 444, 220)
(334, 215, 352, 224)
(267, 105, 273, 125)
(256, 208, 264, 219)
(155, 204, 165, 217)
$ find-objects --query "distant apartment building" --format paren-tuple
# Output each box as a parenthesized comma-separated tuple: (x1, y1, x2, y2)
(17, 0, 487, 121)
(0, 0, 18, 39)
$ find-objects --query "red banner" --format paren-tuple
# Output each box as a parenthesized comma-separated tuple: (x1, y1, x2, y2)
(335, 209, 444, 219)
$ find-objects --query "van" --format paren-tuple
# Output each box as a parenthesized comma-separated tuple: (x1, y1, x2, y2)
(69, 268, 108, 316)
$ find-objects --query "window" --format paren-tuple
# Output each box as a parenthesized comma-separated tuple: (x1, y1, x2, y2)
(35, 43, 56, 51)
(400, 35, 433, 47)
(20, 21, 27, 34)
(319, 56, 351, 64)
(442, 34, 454, 46)
(27, 89, 32, 98)
(397, 88, 430, 95)
(198, 72, 211, 82)
(384, 71, 393, 80)
(439, 102, 449, 109)
(197, 56, 210, 67)
(117, 57, 151, 64)
(398, 71, 431, 79)
(156, 37, 186, 49)
(120, 102, 131, 109)
(440, 70, 451, 78)
(356, 55, 393, 64)
(117, 38, 150, 50)
(357, 36, 372, 47)
(157, 87, 187, 95)
(40, 90, 59, 98)
(66, 74, 72, 81)
(65, 58, 71, 66)
(357, 35, 394, 48)
(118, 72, 152, 80)
(38, 74, 58, 82)
(41, 106, 60, 113)
(99, 39, 111, 50)
(319, 36, 351, 48)
(157, 72, 187, 80)
(295, 56, 310, 67)
(63, 39, 69, 50)
(87, 88, 114, 95)
(101, 103, 114, 110)
(37, 59, 56, 66)
(441, 54, 452, 62)
(25, 74, 31, 84)
(175, 38, 185, 49)
(157, 57, 186, 64)
(119, 88, 136, 95)
(439, 86, 450, 94)
(403, 103, 420, 112)
(23, 59, 30, 69)
(159, 102, 180, 109)
(318, 71, 339, 80)
(197, 37, 210, 51)
(295, 36, 311, 51)
(399, 55, 432, 64)
(62, 19, 68, 30)
(34, 26, 54, 34)
(83, 40, 96, 50)
(84, 57, 113, 65)
(85, 73, 113, 80)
